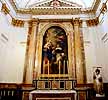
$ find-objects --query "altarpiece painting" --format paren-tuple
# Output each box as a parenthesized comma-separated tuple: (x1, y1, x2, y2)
(41, 26, 68, 75)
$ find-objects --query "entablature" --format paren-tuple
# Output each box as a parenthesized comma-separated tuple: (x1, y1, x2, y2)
(7, 0, 99, 15)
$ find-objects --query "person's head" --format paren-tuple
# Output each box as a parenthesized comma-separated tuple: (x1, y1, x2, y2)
(56, 44, 60, 47)
(61, 53, 64, 56)
(95, 68, 100, 75)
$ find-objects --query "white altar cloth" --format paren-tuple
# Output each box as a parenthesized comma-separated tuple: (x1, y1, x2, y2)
(29, 90, 77, 100)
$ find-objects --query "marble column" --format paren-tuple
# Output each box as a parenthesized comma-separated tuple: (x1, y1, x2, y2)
(23, 19, 39, 84)
(73, 18, 86, 84)
(66, 23, 75, 79)
(35, 32, 43, 79)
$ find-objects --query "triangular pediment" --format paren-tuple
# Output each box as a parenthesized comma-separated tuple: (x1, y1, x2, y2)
(28, 0, 83, 8)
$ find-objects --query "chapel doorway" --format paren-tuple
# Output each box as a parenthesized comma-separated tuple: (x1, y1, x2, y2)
(41, 26, 68, 76)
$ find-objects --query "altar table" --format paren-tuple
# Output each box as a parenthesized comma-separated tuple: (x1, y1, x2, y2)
(29, 90, 77, 100)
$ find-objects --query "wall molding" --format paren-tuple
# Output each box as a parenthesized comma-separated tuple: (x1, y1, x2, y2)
(0, 33, 8, 44)
(101, 33, 108, 43)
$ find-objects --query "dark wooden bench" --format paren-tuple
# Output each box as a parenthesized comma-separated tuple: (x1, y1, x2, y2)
(0, 88, 22, 100)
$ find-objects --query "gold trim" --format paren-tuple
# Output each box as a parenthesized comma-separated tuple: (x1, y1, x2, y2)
(72, 18, 82, 27)
(11, 18, 24, 27)
(100, 3, 107, 14)
(86, 17, 99, 26)
(16, 8, 93, 15)
(1, 3, 10, 15)
(39, 74, 69, 78)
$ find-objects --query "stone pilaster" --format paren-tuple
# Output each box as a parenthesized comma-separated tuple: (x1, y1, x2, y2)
(34, 30, 43, 79)
(23, 19, 39, 84)
(67, 22, 75, 79)
(73, 18, 86, 84)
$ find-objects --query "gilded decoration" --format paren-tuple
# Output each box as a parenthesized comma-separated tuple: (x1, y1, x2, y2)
(1, 3, 10, 15)
(86, 17, 99, 27)
(11, 18, 24, 27)
(100, 3, 107, 14)
(72, 18, 82, 27)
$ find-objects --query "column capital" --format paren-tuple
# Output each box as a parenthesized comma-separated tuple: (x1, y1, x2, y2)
(28, 18, 40, 26)
(72, 18, 82, 27)
(32, 18, 40, 24)
(86, 17, 99, 27)
(11, 18, 24, 27)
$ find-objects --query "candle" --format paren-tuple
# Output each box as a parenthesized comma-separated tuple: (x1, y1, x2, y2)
(48, 60, 49, 75)
(43, 61, 45, 74)
(64, 60, 65, 74)
(59, 61, 60, 74)
(67, 60, 68, 72)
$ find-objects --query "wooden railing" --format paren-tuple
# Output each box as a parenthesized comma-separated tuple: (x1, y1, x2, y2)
(33, 78, 77, 90)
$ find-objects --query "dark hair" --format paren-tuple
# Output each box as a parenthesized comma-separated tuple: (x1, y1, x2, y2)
(95, 68, 100, 73)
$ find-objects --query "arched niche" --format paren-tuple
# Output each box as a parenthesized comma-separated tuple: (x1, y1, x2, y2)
(41, 26, 68, 76)
(35, 23, 74, 79)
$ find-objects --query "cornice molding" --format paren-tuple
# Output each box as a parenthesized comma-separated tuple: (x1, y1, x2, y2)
(96, 0, 108, 20)
(29, 18, 78, 23)
(9, 0, 98, 15)
(92, 0, 101, 12)
(16, 8, 94, 15)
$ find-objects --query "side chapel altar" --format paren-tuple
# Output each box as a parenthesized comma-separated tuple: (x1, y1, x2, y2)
(23, 17, 87, 100)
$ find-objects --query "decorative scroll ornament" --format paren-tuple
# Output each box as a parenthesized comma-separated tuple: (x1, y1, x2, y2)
(11, 18, 24, 27)
(100, 3, 107, 14)
(1, 3, 10, 15)
(86, 17, 99, 27)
